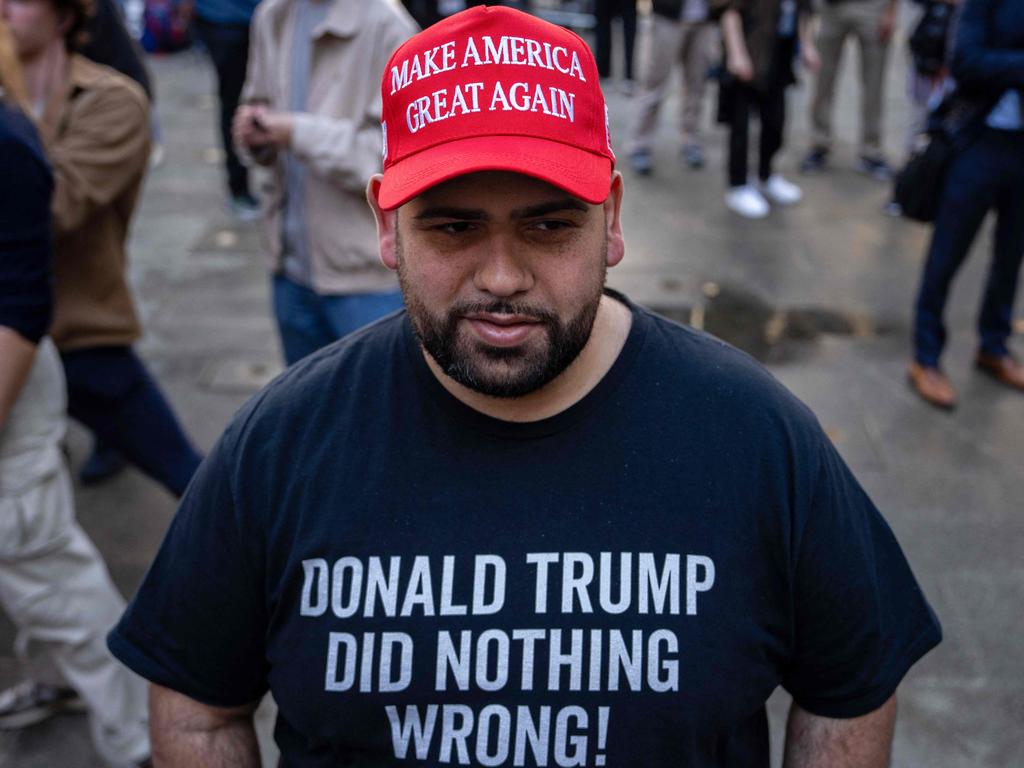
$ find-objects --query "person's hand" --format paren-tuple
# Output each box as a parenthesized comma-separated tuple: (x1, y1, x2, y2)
(727, 48, 755, 82)
(232, 103, 265, 150)
(248, 106, 295, 148)
(878, 5, 896, 43)
(801, 42, 821, 73)
(232, 104, 294, 150)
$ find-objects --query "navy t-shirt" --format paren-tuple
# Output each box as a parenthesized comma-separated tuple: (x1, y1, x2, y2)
(0, 102, 53, 344)
(110, 297, 941, 767)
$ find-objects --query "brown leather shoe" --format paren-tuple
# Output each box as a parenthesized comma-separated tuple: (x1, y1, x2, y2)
(907, 362, 957, 410)
(975, 352, 1024, 392)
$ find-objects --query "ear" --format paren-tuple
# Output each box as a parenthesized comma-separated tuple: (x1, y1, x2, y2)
(603, 171, 625, 268)
(367, 174, 398, 271)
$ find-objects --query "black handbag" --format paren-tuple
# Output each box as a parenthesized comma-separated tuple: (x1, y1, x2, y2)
(894, 90, 1000, 223)
(893, 131, 955, 223)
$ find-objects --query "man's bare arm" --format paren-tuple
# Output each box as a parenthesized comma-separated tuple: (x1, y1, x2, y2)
(149, 684, 261, 767)
(783, 694, 897, 768)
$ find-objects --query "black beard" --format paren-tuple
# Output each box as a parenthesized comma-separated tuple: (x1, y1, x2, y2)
(397, 243, 605, 399)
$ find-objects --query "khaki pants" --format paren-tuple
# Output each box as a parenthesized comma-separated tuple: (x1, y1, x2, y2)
(810, 0, 892, 157)
(0, 343, 149, 767)
(628, 14, 717, 152)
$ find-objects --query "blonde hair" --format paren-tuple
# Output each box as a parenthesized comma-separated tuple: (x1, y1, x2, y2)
(0, 19, 29, 111)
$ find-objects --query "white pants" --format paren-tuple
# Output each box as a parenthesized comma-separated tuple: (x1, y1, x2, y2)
(0, 343, 149, 767)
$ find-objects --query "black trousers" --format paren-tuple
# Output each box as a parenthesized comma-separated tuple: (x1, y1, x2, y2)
(725, 37, 794, 187)
(61, 346, 203, 498)
(594, 0, 637, 80)
(194, 16, 252, 198)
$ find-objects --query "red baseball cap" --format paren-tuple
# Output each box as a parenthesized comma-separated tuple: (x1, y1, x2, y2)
(377, 5, 615, 210)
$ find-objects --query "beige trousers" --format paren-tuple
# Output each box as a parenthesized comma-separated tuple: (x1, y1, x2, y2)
(628, 13, 717, 152)
(810, 0, 893, 157)
(0, 342, 149, 767)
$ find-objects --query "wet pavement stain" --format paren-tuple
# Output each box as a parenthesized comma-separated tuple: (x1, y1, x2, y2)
(647, 283, 889, 364)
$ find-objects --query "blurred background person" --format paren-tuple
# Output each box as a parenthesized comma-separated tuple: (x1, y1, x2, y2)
(401, 0, 442, 27)
(904, 0, 958, 151)
(80, 0, 164, 165)
(627, 0, 717, 174)
(799, 0, 898, 179)
(0, 19, 149, 766)
(714, 0, 820, 218)
(907, 0, 1024, 409)
(193, 0, 262, 220)
(232, 0, 417, 366)
(595, 0, 638, 93)
(6, 0, 203, 495)
(81, 0, 151, 98)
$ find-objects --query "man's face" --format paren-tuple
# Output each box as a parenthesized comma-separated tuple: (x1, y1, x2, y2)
(377, 171, 624, 398)
(0, 0, 63, 60)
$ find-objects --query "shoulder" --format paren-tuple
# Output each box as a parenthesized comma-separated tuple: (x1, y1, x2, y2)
(0, 104, 51, 192)
(67, 56, 148, 125)
(636, 305, 823, 441)
(365, 0, 419, 42)
(251, 0, 288, 29)
(223, 311, 408, 450)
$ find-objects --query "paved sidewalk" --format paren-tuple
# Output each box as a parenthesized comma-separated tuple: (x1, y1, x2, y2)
(1, 20, 1021, 767)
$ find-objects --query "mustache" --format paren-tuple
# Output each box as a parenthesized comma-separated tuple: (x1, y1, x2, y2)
(450, 301, 557, 323)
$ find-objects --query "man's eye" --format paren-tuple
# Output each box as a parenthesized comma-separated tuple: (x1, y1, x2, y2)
(531, 220, 575, 232)
(435, 222, 476, 234)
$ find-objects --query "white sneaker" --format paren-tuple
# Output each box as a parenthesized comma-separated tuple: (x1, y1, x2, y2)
(725, 185, 770, 219)
(760, 174, 803, 206)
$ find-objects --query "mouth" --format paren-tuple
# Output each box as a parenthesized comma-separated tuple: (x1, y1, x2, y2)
(462, 312, 543, 348)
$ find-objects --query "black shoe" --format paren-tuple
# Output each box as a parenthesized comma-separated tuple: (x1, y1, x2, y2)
(856, 155, 894, 181)
(0, 682, 86, 729)
(799, 147, 829, 174)
(80, 443, 127, 486)
(682, 144, 705, 170)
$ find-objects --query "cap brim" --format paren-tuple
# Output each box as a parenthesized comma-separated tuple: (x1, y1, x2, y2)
(377, 135, 613, 210)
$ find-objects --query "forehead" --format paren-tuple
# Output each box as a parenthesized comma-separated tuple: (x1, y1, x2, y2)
(404, 171, 595, 216)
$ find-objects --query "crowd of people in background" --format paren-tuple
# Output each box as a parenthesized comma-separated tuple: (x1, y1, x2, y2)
(0, 0, 1021, 764)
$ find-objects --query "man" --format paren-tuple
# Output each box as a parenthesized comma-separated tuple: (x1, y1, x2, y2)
(193, 0, 263, 219)
(231, 0, 418, 365)
(799, 0, 898, 178)
(5, 0, 203, 496)
(111, 7, 940, 766)
(0, 27, 149, 766)
(627, 0, 717, 174)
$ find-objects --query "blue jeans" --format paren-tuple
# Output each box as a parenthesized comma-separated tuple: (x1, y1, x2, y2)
(272, 274, 404, 365)
(914, 129, 1024, 367)
(60, 347, 203, 498)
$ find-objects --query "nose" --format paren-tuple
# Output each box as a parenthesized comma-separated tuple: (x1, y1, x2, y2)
(472, 233, 534, 298)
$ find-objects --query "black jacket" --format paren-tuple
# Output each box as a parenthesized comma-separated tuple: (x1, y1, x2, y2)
(952, 0, 1024, 99)
(81, 0, 153, 100)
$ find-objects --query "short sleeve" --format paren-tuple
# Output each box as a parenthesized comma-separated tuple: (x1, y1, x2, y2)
(108, 430, 270, 708)
(781, 440, 941, 718)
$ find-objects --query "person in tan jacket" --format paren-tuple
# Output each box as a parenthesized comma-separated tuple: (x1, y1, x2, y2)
(232, 0, 417, 365)
(6, 0, 201, 497)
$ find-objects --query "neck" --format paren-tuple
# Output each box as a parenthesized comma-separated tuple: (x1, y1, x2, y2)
(21, 40, 68, 114)
(424, 293, 633, 423)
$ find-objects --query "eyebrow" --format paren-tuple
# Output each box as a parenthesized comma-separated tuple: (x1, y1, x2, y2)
(413, 198, 589, 221)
